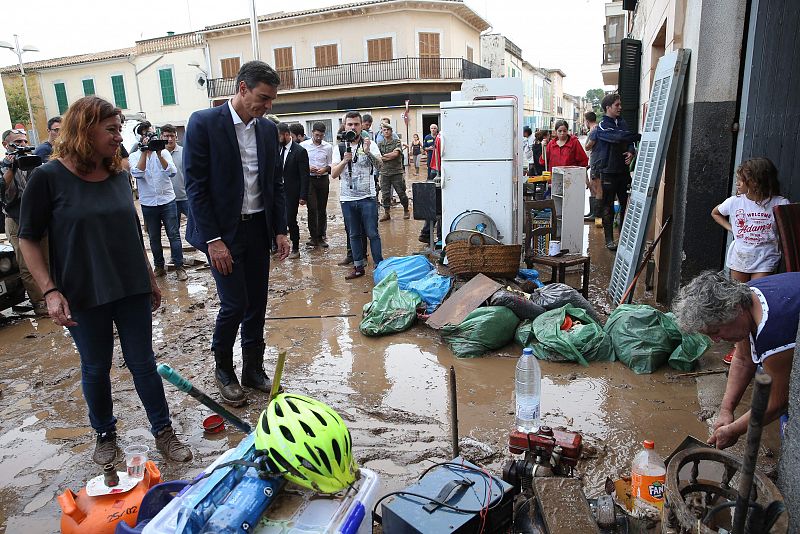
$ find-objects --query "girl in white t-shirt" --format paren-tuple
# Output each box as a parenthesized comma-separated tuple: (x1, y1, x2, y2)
(712, 158, 789, 282)
(711, 158, 788, 365)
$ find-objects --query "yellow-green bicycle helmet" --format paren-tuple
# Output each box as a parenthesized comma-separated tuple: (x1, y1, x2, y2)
(255, 393, 359, 493)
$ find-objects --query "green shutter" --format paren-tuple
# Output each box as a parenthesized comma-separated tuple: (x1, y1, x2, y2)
(159, 68, 176, 105)
(54, 83, 68, 114)
(111, 75, 127, 109)
(82, 78, 95, 96)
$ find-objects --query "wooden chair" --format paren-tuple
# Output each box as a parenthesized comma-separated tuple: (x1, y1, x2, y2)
(523, 199, 557, 266)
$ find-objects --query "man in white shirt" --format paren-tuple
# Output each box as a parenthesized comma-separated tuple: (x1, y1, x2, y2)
(184, 61, 290, 406)
(129, 123, 186, 281)
(332, 111, 384, 280)
(522, 126, 533, 175)
(301, 122, 333, 247)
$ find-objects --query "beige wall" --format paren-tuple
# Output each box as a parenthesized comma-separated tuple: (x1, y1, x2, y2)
(207, 9, 481, 76)
(0, 76, 11, 133)
(33, 47, 208, 128)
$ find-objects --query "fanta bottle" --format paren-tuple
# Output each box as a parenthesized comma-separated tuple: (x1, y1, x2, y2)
(631, 440, 666, 516)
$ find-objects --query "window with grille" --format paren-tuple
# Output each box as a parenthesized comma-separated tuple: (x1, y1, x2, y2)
(367, 38, 392, 62)
(159, 67, 176, 105)
(54, 83, 68, 114)
(111, 75, 127, 109)
(274, 47, 295, 89)
(220, 57, 241, 79)
(82, 78, 95, 96)
(314, 44, 338, 68)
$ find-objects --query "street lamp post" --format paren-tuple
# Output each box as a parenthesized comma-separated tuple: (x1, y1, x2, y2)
(0, 35, 40, 145)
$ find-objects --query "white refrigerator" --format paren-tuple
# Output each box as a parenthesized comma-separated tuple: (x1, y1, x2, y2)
(440, 99, 521, 244)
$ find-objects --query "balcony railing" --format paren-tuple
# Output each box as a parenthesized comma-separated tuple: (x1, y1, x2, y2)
(207, 57, 492, 98)
(603, 43, 621, 65)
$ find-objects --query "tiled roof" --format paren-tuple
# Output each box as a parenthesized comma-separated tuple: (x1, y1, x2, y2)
(0, 47, 135, 74)
(204, 0, 488, 32)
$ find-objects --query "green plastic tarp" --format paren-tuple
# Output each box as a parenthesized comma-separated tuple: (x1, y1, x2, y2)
(441, 306, 520, 358)
(359, 272, 423, 337)
(602, 304, 711, 374)
(515, 304, 615, 366)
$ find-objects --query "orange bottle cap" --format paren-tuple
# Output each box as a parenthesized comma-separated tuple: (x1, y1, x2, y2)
(643, 440, 655, 449)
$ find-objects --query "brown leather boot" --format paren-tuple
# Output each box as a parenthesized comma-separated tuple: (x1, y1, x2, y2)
(379, 209, 391, 222)
(214, 348, 246, 405)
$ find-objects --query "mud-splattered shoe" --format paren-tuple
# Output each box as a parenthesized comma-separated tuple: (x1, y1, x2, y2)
(155, 426, 193, 462)
(92, 431, 119, 465)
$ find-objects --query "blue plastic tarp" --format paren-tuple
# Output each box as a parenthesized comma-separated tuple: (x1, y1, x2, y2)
(374, 255, 435, 290)
(407, 271, 452, 313)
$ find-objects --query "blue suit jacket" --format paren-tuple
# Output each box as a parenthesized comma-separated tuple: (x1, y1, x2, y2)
(183, 103, 287, 253)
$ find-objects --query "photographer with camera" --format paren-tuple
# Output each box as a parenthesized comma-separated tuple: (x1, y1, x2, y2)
(331, 111, 384, 280)
(2, 128, 48, 315)
(129, 121, 187, 282)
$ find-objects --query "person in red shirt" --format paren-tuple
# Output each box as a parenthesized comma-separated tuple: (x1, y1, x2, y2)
(539, 120, 588, 171)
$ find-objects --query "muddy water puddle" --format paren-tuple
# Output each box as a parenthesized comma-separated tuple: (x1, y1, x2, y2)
(0, 181, 780, 532)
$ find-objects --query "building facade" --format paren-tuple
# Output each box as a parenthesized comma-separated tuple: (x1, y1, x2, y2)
(202, 0, 490, 142)
(1, 32, 209, 141)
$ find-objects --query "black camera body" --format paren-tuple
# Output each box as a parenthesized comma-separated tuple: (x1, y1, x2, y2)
(140, 136, 167, 153)
(342, 130, 359, 143)
(5, 144, 42, 172)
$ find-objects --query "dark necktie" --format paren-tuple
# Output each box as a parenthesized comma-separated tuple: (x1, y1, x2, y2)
(280, 145, 286, 172)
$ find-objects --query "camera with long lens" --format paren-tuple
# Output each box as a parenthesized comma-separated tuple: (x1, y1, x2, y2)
(342, 130, 358, 143)
(5, 144, 42, 172)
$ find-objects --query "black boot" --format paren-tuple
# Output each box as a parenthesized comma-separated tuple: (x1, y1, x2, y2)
(214, 348, 246, 406)
(584, 197, 597, 221)
(603, 210, 617, 251)
(241, 343, 273, 393)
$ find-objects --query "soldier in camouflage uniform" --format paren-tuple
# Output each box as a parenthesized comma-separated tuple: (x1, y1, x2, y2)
(377, 122, 410, 221)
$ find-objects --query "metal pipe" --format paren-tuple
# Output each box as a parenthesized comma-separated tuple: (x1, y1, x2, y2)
(449, 366, 459, 458)
(249, 0, 260, 61)
(732, 372, 772, 534)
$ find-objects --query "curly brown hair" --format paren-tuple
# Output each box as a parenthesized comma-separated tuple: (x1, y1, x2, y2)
(736, 157, 781, 203)
(52, 96, 124, 175)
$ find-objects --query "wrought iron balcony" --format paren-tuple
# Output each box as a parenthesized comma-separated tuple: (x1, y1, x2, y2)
(603, 43, 621, 65)
(206, 57, 491, 98)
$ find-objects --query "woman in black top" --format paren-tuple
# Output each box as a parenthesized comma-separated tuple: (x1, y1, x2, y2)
(18, 96, 192, 466)
(409, 133, 422, 176)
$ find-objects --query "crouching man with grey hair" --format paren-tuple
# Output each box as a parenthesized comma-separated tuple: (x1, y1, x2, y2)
(673, 271, 800, 449)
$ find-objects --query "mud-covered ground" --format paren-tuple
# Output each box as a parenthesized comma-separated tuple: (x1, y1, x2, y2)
(0, 174, 782, 532)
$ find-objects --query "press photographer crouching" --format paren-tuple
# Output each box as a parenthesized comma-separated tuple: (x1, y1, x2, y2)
(1, 128, 48, 315)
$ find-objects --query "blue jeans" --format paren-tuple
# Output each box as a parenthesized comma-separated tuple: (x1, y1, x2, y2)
(68, 293, 171, 435)
(141, 201, 183, 268)
(341, 198, 383, 268)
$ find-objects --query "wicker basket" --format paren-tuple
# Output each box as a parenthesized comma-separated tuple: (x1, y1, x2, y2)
(446, 238, 522, 279)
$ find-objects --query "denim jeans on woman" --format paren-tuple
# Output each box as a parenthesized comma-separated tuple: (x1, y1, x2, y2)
(141, 200, 183, 269)
(341, 197, 383, 268)
(68, 293, 171, 435)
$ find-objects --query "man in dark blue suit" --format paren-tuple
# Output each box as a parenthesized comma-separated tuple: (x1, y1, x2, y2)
(184, 61, 290, 406)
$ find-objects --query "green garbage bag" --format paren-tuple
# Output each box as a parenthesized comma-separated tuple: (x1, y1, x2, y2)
(359, 272, 422, 337)
(441, 306, 520, 358)
(519, 304, 614, 366)
(603, 305, 709, 374)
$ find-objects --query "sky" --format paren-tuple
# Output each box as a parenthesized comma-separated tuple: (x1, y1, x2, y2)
(4, 0, 605, 96)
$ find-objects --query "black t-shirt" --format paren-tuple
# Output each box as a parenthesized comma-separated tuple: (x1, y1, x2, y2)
(18, 160, 152, 311)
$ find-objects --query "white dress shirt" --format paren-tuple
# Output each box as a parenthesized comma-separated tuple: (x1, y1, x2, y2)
(228, 100, 263, 214)
(301, 138, 333, 176)
(130, 149, 177, 207)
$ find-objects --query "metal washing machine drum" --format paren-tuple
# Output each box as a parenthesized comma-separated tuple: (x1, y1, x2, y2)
(449, 210, 501, 240)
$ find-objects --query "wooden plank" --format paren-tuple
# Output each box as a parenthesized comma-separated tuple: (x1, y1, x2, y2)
(533, 477, 600, 534)
(426, 273, 501, 330)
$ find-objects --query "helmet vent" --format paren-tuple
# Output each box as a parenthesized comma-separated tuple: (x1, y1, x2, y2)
(304, 442, 320, 464)
(260, 414, 271, 435)
(311, 409, 328, 426)
(331, 438, 342, 465)
(270, 448, 307, 480)
(345, 429, 352, 455)
(299, 421, 316, 437)
(300, 456, 321, 474)
(316, 446, 332, 473)
(280, 425, 295, 443)
(274, 403, 284, 418)
(287, 398, 302, 414)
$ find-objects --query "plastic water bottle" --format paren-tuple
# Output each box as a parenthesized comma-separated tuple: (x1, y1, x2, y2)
(515, 347, 541, 433)
(631, 440, 666, 516)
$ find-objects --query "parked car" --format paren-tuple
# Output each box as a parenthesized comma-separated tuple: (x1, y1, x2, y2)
(0, 243, 26, 312)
